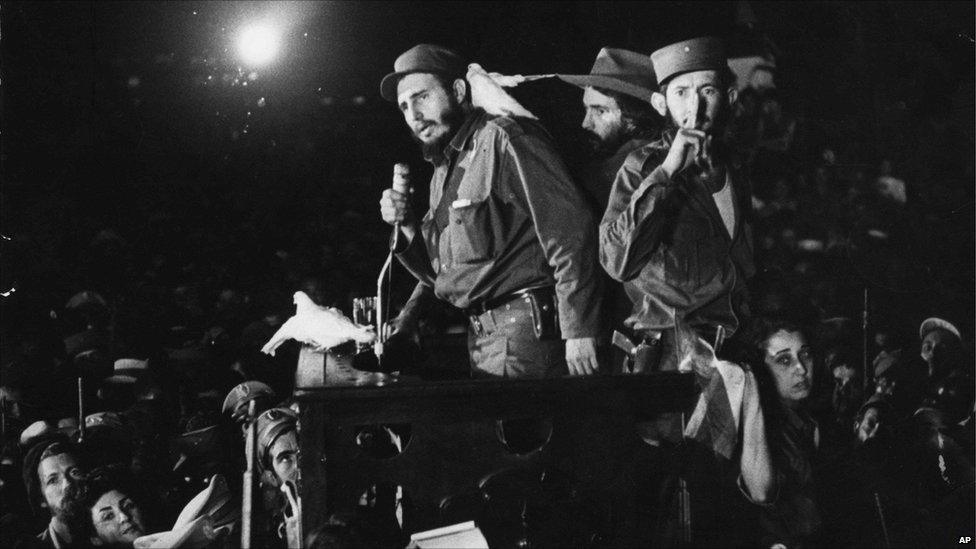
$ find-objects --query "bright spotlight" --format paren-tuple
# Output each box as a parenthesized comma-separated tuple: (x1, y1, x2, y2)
(238, 24, 280, 66)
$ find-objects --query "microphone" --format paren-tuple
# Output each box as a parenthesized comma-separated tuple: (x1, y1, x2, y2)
(391, 163, 411, 250)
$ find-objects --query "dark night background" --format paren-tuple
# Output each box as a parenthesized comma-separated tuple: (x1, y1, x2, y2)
(1, 0, 974, 336)
(1, 5, 974, 546)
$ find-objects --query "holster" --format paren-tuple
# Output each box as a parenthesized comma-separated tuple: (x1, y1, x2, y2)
(526, 288, 560, 341)
(631, 337, 662, 373)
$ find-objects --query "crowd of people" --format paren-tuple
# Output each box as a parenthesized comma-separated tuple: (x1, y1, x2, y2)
(1, 31, 973, 549)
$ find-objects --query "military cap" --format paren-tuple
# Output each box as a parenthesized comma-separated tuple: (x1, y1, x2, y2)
(255, 407, 297, 466)
(221, 381, 276, 419)
(19, 420, 57, 448)
(380, 44, 467, 102)
(85, 411, 127, 432)
(173, 426, 224, 467)
(919, 317, 961, 341)
(65, 290, 108, 312)
(173, 411, 227, 459)
(651, 36, 728, 85)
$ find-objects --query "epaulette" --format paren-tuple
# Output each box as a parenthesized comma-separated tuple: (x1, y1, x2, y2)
(484, 114, 527, 140)
(623, 144, 656, 176)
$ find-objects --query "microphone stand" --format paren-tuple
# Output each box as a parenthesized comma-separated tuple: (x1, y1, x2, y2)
(375, 242, 394, 360)
(377, 164, 410, 364)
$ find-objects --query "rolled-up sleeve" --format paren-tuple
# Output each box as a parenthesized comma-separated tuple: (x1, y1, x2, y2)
(506, 130, 602, 339)
(394, 221, 437, 287)
(599, 161, 677, 282)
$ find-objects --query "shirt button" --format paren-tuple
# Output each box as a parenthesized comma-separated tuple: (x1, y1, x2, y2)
(505, 304, 511, 310)
(455, 219, 462, 224)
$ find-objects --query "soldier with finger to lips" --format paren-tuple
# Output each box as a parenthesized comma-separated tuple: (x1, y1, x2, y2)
(600, 36, 755, 374)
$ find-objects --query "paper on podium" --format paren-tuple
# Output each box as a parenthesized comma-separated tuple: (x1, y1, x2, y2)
(408, 521, 488, 549)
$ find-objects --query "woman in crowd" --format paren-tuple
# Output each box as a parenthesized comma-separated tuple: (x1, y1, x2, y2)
(68, 466, 151, 548)
(747, 318, 821, 549)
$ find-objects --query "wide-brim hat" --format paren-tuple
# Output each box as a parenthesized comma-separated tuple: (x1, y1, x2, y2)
(104, 358, 150, 385)
(919, 317, 961, 341)
(555, 47, 656, 104)
(380, 44, 467, 102)
(651, 36, 728, 85)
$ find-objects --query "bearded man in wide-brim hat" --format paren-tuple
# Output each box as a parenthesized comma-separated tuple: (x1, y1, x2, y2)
(554, 47, 663, 213)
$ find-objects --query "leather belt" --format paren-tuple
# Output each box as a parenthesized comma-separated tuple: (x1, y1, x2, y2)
(464, 286, 555, 317)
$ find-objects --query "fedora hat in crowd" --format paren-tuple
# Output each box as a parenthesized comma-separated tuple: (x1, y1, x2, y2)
(555, 47, 657, 104)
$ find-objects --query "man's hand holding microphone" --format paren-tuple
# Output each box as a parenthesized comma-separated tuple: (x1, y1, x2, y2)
(380, 163, 416, 247)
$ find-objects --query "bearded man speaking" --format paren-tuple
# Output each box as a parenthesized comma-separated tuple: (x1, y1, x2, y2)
(379, 44, 602, 378)
(599, 37, 755, 372)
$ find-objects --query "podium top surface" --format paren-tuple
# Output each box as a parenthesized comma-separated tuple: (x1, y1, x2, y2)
(295, 370, 695, 400)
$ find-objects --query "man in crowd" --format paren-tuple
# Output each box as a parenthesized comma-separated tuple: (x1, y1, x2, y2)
(918, 317, 965, 383)
(379, 44, 602, 378)
(256, 407, 299, 487)
(22, 437, 86, 547)
(255, 407, 300, 546)
(600, 36, 754, 371)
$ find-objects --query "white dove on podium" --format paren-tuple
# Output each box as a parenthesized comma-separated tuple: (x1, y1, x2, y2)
(261, 292, 375, 356)
(466, 63, 538, 120)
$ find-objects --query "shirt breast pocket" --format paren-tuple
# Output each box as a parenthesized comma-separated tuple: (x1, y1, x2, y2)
(448, 199, 494, 264)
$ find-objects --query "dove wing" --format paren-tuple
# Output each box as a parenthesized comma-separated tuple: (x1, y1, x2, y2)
(261, 318, 299, 356)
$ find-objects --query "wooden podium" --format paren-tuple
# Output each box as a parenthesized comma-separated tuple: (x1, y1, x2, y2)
(294, 346, 697, 546)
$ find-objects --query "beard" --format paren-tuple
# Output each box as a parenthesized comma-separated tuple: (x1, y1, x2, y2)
(584, 123, 630, 159)
(412, 99, 466, 159)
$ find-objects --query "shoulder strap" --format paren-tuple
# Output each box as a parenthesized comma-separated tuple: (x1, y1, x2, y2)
(623, 146, 656, 177)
